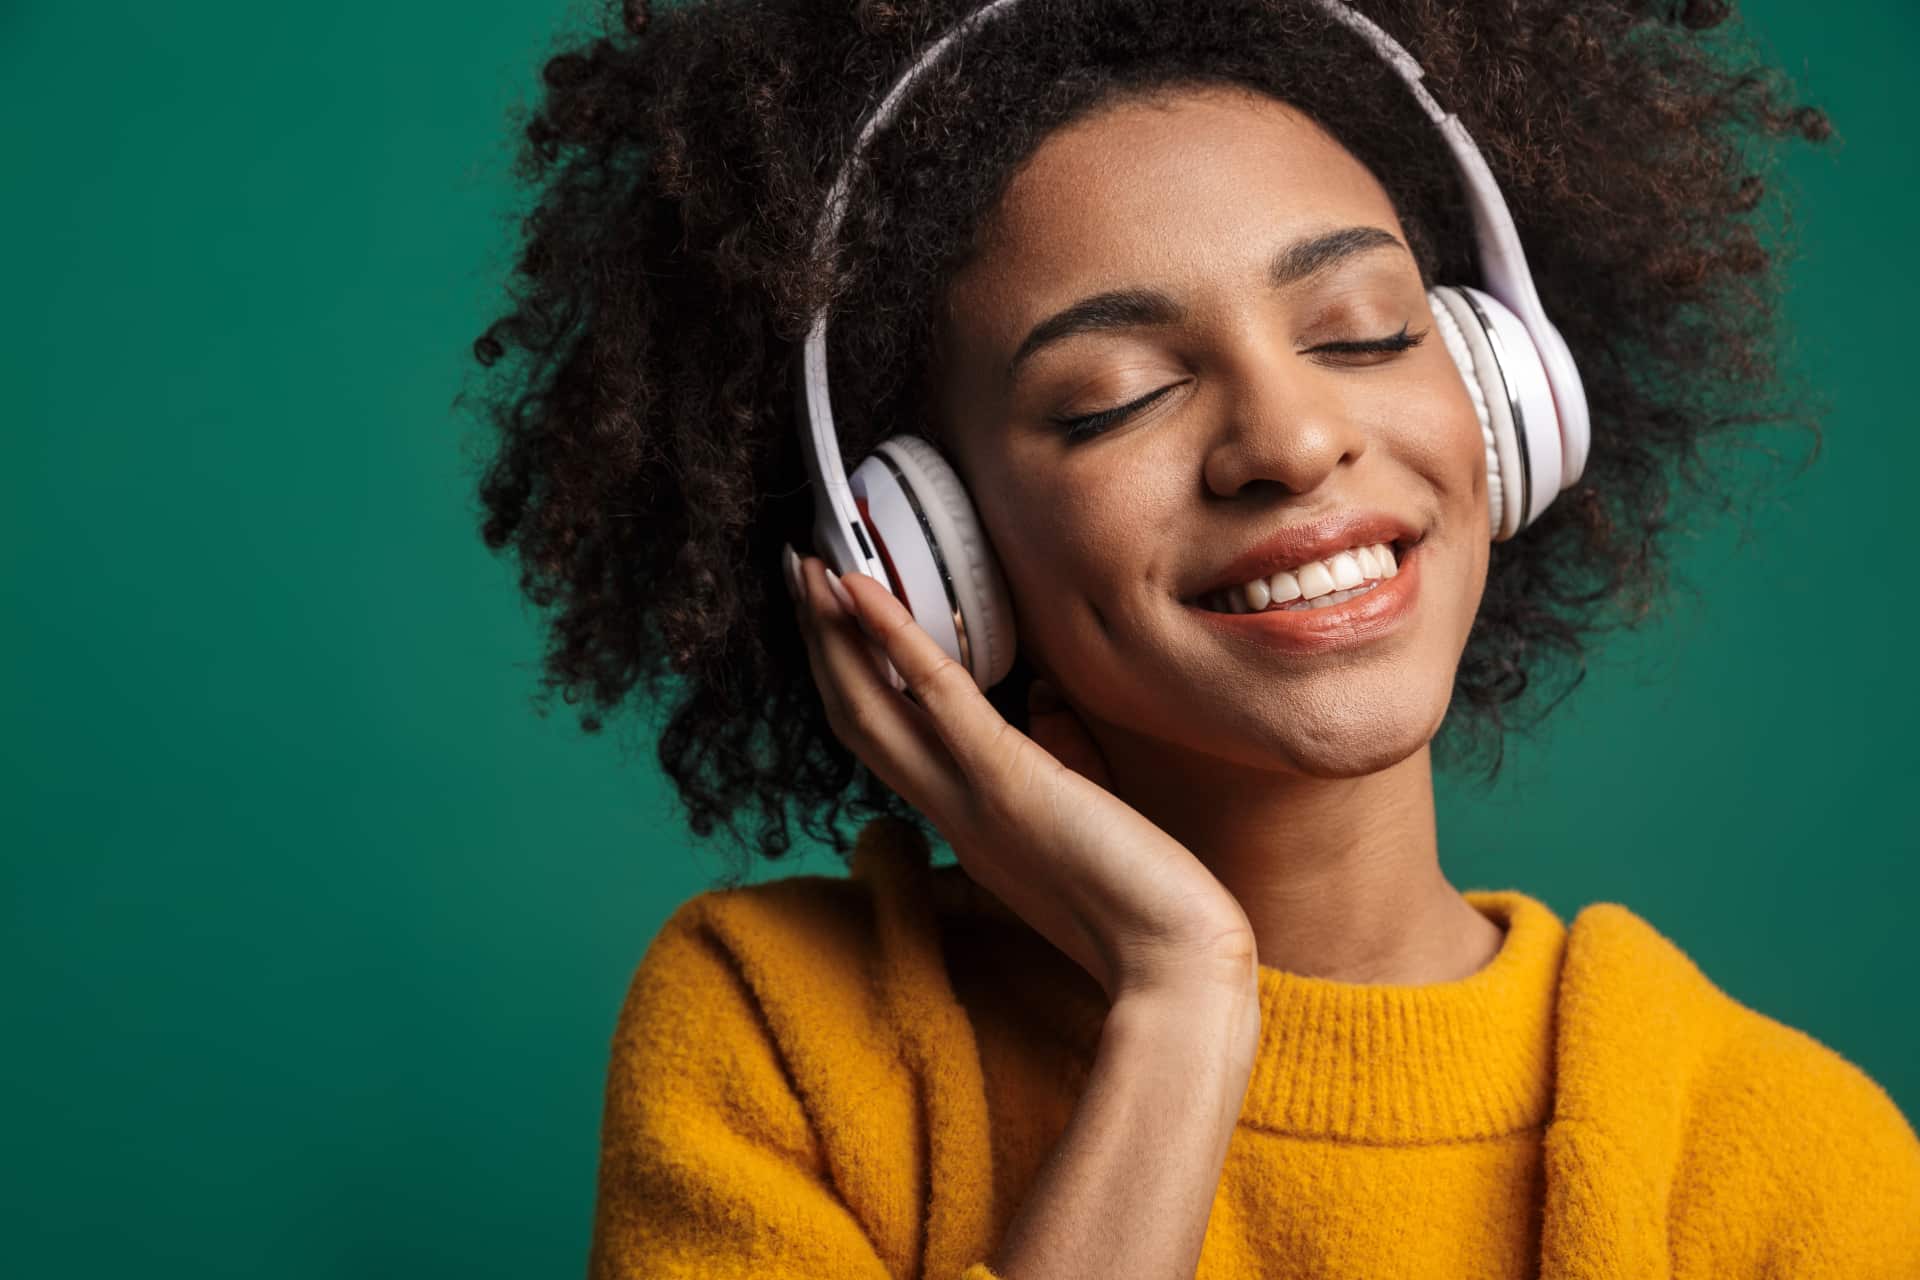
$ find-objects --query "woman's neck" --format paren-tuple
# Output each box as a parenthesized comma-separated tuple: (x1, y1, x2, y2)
(1086, 734, 1504, 987)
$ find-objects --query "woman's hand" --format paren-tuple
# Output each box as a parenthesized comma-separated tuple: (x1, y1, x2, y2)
(785, 545, 1256, 1004)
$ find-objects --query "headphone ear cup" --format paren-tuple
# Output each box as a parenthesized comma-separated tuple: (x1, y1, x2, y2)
(1427, 286, 1515, 542)
(1427, 284, 1565, 540)
(867, 434, 1016, 690)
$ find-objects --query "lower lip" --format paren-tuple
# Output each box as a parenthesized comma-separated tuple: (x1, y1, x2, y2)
(1185, 540, 1424, 655)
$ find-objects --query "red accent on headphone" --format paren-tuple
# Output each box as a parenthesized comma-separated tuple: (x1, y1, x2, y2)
(852, 495, 910, 613)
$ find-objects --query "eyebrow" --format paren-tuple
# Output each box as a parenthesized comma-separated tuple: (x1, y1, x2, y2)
(1005, 224, 1409, 380)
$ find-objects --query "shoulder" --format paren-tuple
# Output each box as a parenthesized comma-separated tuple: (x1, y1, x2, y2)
(594, 818, 997, 1277)
(600, 867, 886, 1159)
(636, 862, 884, 1011)
(610, 839, 909, 1103)
(1690, 994, 1920, 1270)
(621, 815, 958, 1043)
(590, 820, 977, 1277)
(603, 816, 988, 1155)
(1560, 901, 1920, 1275)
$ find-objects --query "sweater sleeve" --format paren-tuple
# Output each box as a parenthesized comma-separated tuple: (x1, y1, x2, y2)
(584, 900, 896, 1280)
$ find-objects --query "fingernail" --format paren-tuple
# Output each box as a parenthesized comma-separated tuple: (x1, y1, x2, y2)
(824, 568, 856, 615)
(780, 543, 801, 601)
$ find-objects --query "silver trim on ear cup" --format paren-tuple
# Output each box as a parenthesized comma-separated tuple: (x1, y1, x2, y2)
(795, 0, 1585, 660)
(871, 450, 973, 679)
(1455, 287, 1533, 534)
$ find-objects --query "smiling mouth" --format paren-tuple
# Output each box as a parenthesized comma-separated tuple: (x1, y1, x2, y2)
(1190, 536, 1421, 614)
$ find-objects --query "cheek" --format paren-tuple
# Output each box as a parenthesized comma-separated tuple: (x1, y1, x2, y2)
(972, 449, 1177, 663)
(1425, 384, 1494, 631)
(1394, 362, 1491, 533)
(1372, 364, 1491, 645)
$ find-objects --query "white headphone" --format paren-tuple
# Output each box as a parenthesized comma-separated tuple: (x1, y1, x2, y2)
(797, 0, 1591, 691)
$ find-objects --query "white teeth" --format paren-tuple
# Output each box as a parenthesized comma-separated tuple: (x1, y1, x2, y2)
(1215, 541, 1405, 613)
(1295, 560, 1335, 599)
(1290, 582, 1376, 610)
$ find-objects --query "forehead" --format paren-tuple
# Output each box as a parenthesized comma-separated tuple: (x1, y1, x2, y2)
(943, 83, 1404, 340)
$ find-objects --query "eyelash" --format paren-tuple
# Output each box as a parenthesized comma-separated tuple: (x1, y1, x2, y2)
(1049, 323, 1429, 443)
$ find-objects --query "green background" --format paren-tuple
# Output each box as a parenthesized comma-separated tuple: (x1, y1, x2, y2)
(4, 1, 1914, 1275)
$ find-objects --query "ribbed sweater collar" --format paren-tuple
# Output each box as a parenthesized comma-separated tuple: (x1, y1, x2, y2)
(925, 853, 1565, 1144)
(1234, 889, 1564, 1142)
(853, 817, 1762, 1278)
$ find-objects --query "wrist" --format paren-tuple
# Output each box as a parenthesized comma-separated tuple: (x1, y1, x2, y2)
(1109, 934, 1260, 1016)
(1106, 973, 1261, 1063)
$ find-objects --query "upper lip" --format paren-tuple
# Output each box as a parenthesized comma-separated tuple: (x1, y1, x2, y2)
(1186, 510, 1423, 600)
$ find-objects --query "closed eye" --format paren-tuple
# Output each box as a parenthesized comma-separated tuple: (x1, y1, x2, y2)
(1049, 381, 1184, 444)
(1049, 324, 1428, 444)
(1307, 322, 1427, 362)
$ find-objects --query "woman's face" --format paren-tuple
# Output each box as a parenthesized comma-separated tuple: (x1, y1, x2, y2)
(931, 83, 1490, 777)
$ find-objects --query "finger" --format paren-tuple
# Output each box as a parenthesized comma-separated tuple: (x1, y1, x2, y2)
(806, 560, 906, 695)
(795, 555, 964, 815)
(833, 567, 1025, 785)
(792, 554, 883, 731)
(791, 559, 858, 731)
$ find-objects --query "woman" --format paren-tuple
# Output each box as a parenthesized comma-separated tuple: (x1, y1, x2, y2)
(468, 1, 1920, 1275)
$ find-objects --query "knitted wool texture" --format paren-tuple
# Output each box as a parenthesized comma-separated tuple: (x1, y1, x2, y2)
(586, 817, 1920, 1278)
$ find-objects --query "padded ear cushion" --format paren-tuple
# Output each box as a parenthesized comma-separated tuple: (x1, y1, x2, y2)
(871, 434, 1017, 689)
(1428, 286, 1520, 542)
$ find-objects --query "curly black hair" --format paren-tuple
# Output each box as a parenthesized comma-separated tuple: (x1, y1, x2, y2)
(463, 0, 1832, 880)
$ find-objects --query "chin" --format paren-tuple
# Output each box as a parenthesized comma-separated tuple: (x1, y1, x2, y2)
(1205, 678, 1450, 778)
(1062, 640, 1457, 779)
(1278, 728, 1430, 779)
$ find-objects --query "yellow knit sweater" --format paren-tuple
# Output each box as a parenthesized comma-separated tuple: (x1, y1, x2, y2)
(586, 817, 1920, 1278)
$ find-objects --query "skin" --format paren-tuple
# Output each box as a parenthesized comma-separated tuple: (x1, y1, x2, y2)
(926, 83, 1505, 984)
(776, 43, 1826, 1277)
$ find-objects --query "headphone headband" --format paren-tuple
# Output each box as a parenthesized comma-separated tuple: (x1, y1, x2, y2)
(797, 0, 1028, 583)
(798, 0, 1591, 582)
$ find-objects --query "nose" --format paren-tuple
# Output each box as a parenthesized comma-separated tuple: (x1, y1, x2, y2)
(1200, 341, 1368, 500)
